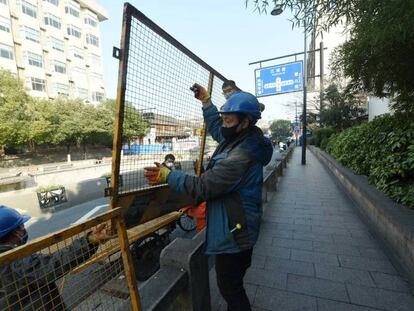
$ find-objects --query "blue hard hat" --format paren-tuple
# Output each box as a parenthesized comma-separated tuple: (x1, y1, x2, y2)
(219, 91, 261, 120)
(0, 205, 31, 239)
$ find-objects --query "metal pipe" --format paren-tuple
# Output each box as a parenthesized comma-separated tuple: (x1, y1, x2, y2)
(248, 47, 327, 66)
(319, 41, 324, 125)
(302, 13, 307, 165)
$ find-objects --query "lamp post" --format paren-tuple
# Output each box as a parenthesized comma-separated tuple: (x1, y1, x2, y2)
(271, 1, 308, 165)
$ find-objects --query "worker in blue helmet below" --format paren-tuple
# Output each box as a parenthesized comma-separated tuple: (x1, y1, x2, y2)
(0, 205, 113, 311)
(144, 84, 273, 311)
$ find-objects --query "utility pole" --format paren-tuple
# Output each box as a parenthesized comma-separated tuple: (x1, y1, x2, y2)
(319, 41, 324, 123)
(295, 101, 299, 146)
(301, 12, 308, 165)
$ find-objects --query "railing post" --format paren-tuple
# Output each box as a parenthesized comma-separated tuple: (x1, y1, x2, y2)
(116, 215, 142, 311)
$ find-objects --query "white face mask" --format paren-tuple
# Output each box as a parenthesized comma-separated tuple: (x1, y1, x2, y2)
(165, 162, 173, 168)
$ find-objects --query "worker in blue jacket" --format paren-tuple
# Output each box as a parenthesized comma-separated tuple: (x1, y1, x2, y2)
(145, 84, 273, 311)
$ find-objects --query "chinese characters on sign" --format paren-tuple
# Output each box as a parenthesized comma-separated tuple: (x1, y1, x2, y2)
(255, 61, 303, 97)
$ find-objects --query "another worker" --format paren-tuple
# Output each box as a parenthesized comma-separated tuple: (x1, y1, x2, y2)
(0, 205, 113, 311)
(144, 84, 273, 311)
(162, 153, 176, 169)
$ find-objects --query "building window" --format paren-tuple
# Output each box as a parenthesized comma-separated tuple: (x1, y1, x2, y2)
(26, 51, 43, 67)
(54, 83, 69, 96)
(21, 0, 37, 18)
(88, 53, 101, 67)
(31, 78, 46, 92)
(74, 52, 83, 59)
(52, 60, 66, 74)
(67, 25, 81, 38)
(43, 0, 59, 6)
(76, 87, 88, 100)
(71, 67, 86, 83)
(89, 72, 103, 86)
(0, 17, 11, 33)
(92, 91, 104, 102)
(44, 13, 61, 29)
(69, 46, 84, 59)
(22, 26, 40, 43)
(49, 37, 64, 52)
(65, 4, 79, 17)
(0, 44, 13, 60)
(86, 34, 99, 47)
(84, 16, 97, 27)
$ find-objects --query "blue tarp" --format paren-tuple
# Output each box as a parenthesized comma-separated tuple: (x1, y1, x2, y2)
(122, 143, 172, 155)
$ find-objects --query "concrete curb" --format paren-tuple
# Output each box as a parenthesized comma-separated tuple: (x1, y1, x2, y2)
(310, 146, 414, 286)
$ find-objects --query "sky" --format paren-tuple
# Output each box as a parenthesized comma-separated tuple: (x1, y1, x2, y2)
(98, 0, 306, 122)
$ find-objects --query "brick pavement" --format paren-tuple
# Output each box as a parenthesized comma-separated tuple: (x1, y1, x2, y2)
(210, 147, 414, 311)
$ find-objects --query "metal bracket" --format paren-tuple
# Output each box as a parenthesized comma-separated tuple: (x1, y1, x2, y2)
(112, 47, 121, 60)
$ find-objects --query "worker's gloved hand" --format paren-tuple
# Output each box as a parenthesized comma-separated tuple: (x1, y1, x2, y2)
(144, 162, 171, 185)
(88, 224, 115, 245)
(190, 83, 210, 103)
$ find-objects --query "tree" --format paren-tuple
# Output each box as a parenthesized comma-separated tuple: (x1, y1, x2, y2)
(103, 99, 149, 146)
(319, 84, 366, 131)
(0, 70, 30, 151)
(331, 0, 414, 112)
(269, 119, 291, 143)
(25, 99, 59, 151)
(123, 104, 149, 146)
(52, 98, 87, 153)
(81, 103, 114, 146)
(246, 0, 414, 112)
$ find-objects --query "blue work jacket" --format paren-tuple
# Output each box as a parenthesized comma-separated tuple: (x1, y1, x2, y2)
(168, 104, 273, 254)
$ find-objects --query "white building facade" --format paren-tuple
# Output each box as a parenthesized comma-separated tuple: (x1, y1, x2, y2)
(0, 0, 108, 103)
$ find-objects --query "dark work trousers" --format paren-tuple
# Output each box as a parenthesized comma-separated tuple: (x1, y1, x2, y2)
(215, 248, 253, 311)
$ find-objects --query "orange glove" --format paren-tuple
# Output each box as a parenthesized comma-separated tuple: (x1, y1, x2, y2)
(144, 162, 171, 185)
(190, 83, 210, 103)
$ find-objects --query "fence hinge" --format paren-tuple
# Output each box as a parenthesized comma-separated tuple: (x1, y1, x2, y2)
(112, 47, 121, 60)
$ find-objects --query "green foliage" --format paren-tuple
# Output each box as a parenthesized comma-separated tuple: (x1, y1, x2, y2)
(320, 84, 367, 131)
(123, 104, 149, 144)
(269, 119, 291, 142)
(245, 0, 353, 34)
(332, 0, 414, 112)
(246, 0, 414, 113)
(102, 99, 148, 145)
(326, 113, 414, 208)
(0, 70, 30, 148)
(0, 70, 126, 153)
(310, 127, 336, 149)
(26, 99, 59, 150)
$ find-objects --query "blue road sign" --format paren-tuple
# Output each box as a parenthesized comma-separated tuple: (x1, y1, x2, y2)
(255, 61, 303, 97)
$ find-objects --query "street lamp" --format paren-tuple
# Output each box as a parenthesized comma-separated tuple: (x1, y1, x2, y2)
(271, 1, 308, 165)
(271, 3, 283, 16)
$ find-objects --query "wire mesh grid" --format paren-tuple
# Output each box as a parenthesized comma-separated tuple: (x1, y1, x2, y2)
(116, 7, 227, 195)
(0, 214, 136, 311)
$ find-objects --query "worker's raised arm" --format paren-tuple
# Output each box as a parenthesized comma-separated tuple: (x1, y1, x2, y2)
(190, 83, 224, 143)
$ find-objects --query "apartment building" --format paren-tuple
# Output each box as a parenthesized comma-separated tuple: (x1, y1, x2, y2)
(0, 0, 108, 103)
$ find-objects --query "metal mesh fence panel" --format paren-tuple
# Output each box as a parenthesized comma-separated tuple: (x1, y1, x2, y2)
(0, 209, 139, 311)
(114, 4, 227, 195)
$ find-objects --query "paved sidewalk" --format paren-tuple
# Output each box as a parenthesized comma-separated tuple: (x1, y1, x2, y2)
(210, 147, 414, 311)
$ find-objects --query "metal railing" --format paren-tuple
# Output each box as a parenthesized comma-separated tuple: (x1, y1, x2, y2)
(0, 208, 141, 311)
